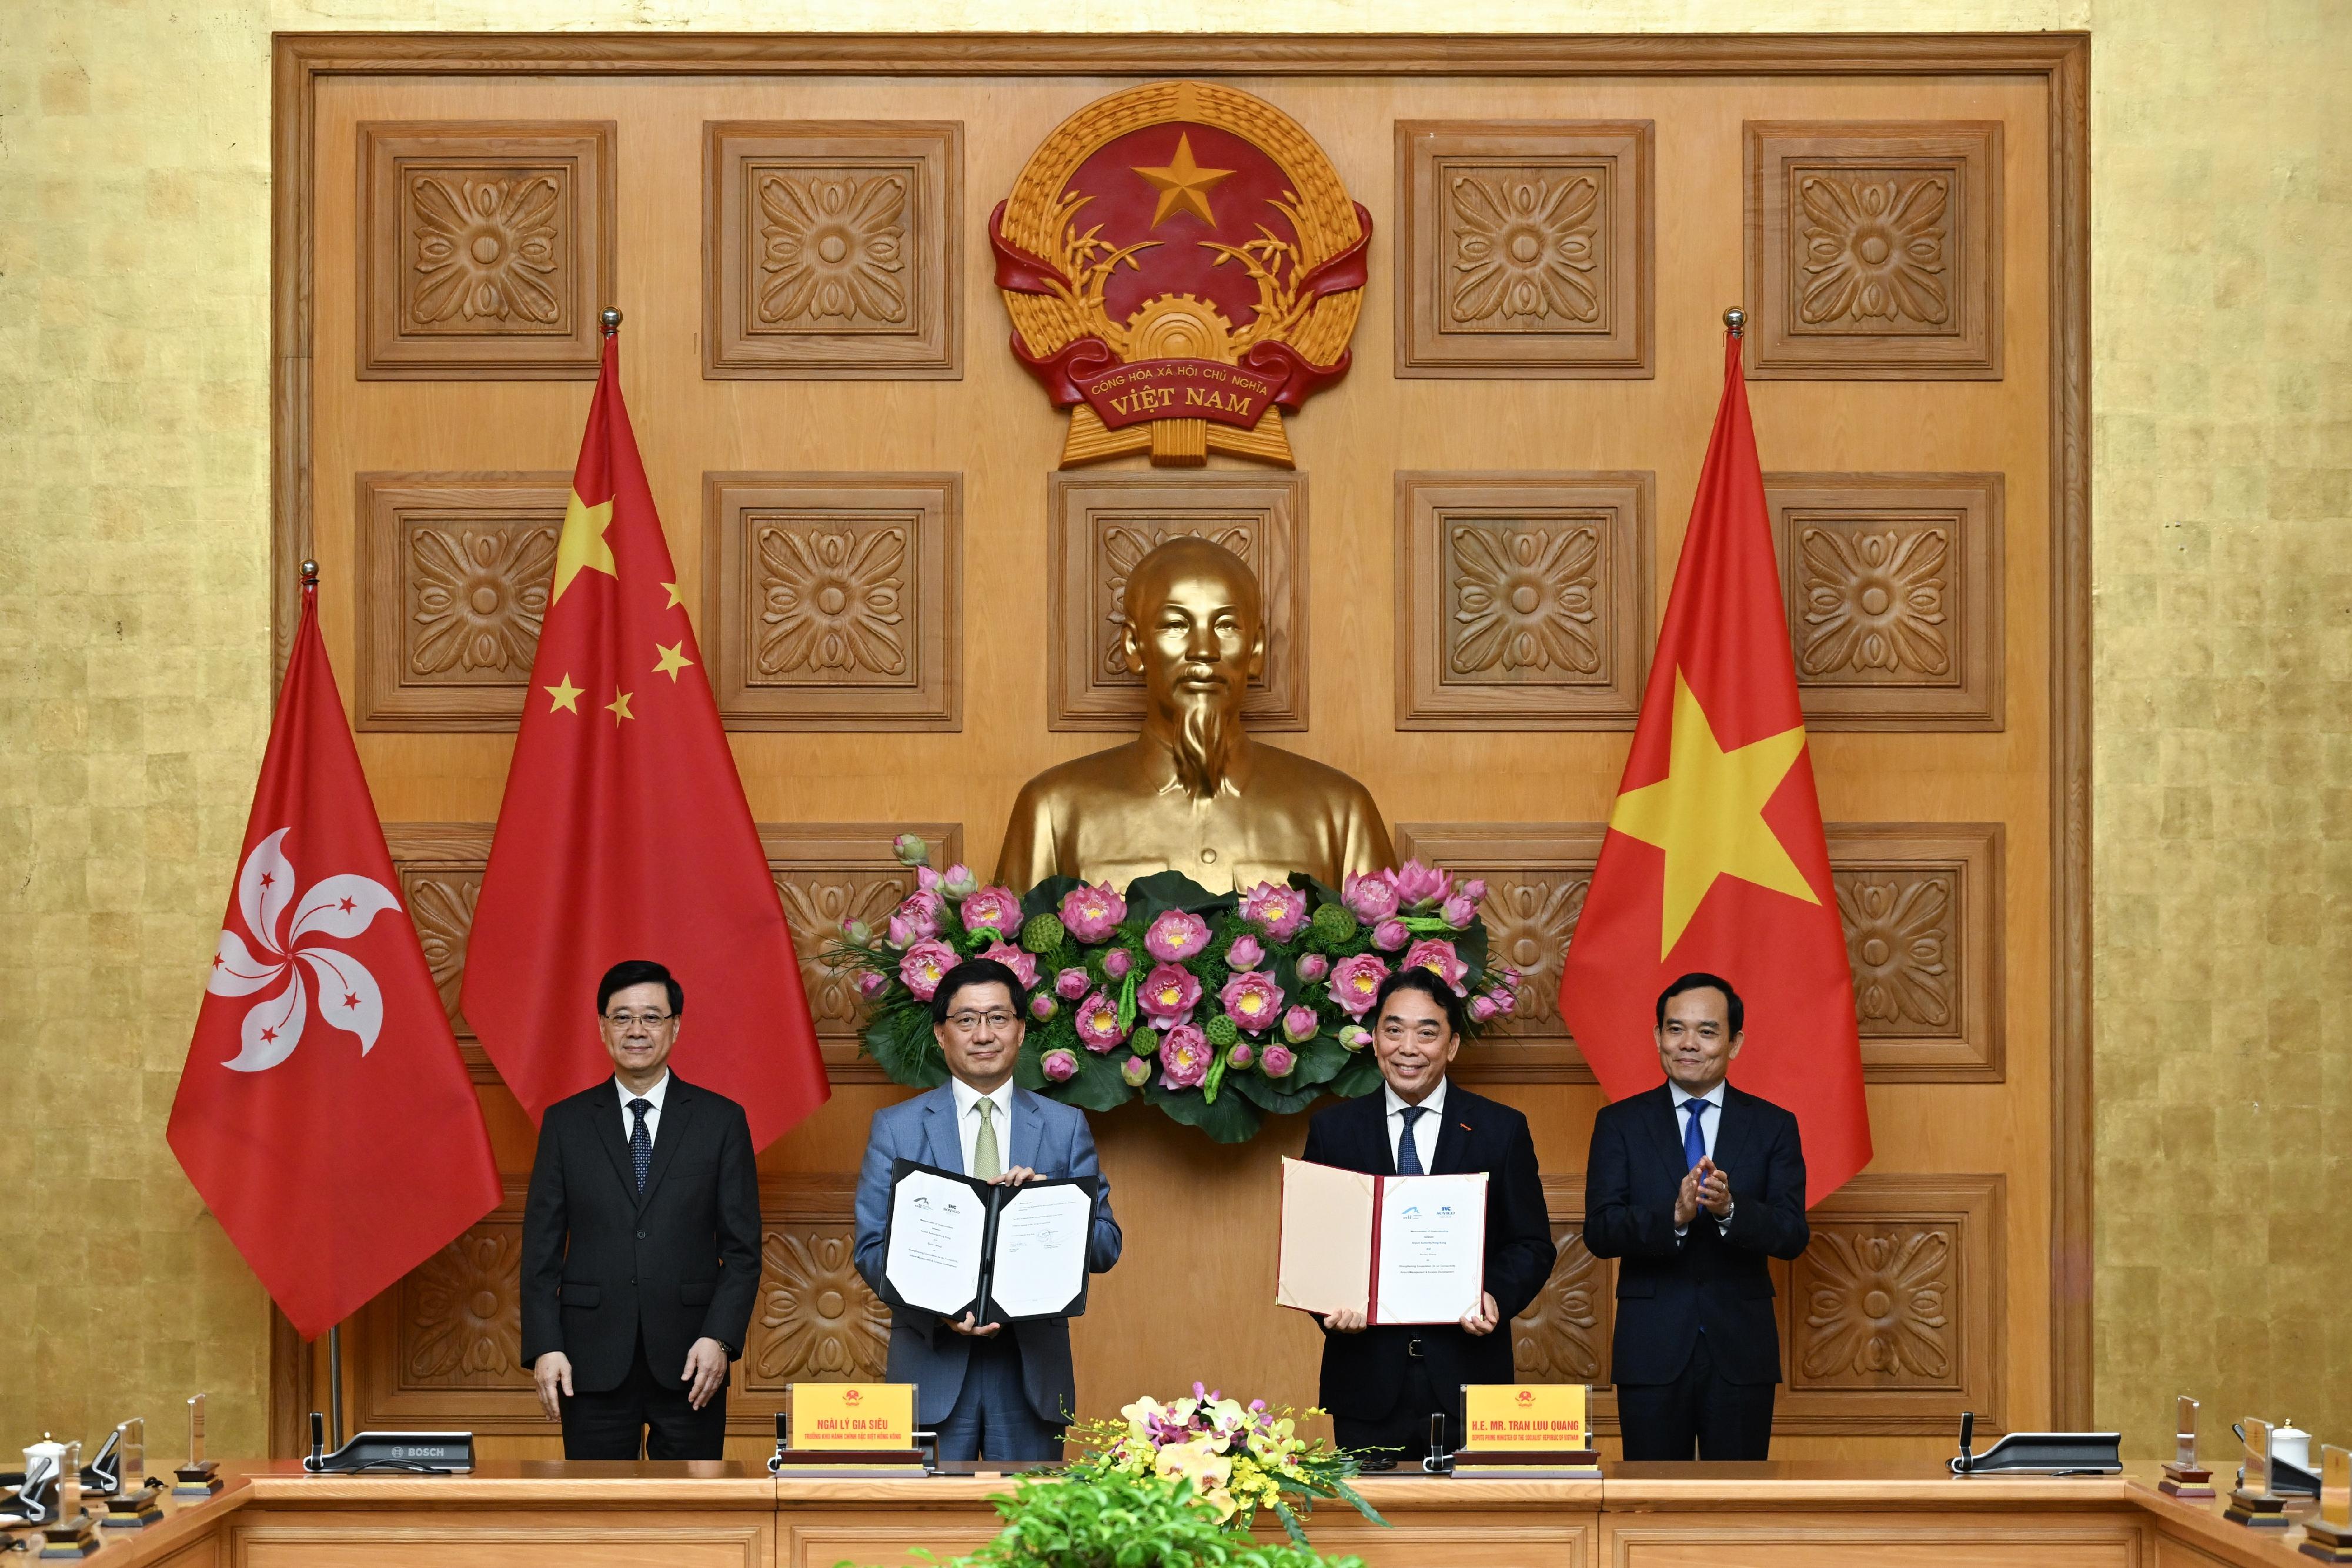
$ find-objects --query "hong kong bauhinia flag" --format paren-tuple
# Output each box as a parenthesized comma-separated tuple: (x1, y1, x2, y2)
(1558, 327, 1871, 1205)
(461, 322, 828, 1148)
(171, 573, 501, 1339)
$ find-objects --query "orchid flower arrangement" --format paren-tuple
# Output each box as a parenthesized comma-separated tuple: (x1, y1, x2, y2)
(827, 837, 1524, 1142)
(1064, 1385, 1383, 1542)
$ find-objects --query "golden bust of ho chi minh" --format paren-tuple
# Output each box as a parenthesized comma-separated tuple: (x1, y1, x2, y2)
(997, 536, 1394, 892)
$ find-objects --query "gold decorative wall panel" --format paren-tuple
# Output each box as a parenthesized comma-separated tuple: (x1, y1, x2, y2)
(1394, 472, 1654, 729)
(1743, 121, 2002, 379)
(1047, 472, 1308, 732)
(354, 473, 570, 732)
(359, 121, 617, 379)
(703, 121, 962, 379)
(1768, 472, 2004, 730)
(1394, 121, 1653, 377)
(703, 473, 963, 730)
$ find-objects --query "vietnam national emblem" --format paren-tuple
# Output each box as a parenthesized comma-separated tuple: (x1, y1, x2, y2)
(991, 80, 1370, 469)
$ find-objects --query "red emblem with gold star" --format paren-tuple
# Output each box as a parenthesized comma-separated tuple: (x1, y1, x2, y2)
(991, 81, 1370, 468)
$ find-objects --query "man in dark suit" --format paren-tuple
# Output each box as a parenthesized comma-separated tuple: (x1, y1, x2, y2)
(1302, 967, 1556, 1463)
(1583, 971, 1810, 1461)
(521, 959, 763, 1460)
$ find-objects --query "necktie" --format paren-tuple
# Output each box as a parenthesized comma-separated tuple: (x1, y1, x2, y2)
(628, 1098, 653, 1193)
(1396, 1105, 1426, 1175)
(1683, 1097, 1709, 1172)
(973, 1097, 1001, 1181)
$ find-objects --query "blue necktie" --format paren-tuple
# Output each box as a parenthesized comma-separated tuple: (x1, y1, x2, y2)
(1396, 1106, 1426, 1175)
(1682, 1097, 1709, 1172)
(629, 1098, 654, 1193)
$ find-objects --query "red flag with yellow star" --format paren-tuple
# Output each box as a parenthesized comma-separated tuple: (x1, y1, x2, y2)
(1558, 328, 1869, 1205)
(462, 325, 827, 1148)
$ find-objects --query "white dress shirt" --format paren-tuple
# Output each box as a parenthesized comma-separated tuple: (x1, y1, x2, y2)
(950, 1074, 1017, 1175)
(1669, 1080, 1733, 1236)
(615, 1071, 670, 1145)
(1383, 1077, 1448, 1173)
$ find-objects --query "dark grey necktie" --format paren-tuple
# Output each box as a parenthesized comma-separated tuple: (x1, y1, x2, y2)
(1396, 1105, 1426, 1175)
(628, 1098, 653, 1192)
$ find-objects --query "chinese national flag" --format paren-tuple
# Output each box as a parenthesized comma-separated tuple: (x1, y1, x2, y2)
(461, 326, 827, 1148)
(1558, 329, 1870, 1205)
(171, 577, 500, 1339)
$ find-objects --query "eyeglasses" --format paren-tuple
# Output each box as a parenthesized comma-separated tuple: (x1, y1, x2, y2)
(602, 1011, 677, 1028)
(944, 1011, 1017, 1032)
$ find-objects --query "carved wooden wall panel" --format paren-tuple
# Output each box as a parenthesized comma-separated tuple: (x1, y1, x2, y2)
(355, 474, 570, 732)
(1514, 1176, 1611, 1387)
(704, 121, 961, 379)
(382, 822, 960, 1086)
(704, 473, 963, 730)
(1745, 121, 2002, 379)
(1398, 821, 2002, 1084)
(1825, 822, 2004, 1082)
(759, 822, 964, 1084)
(359, 122, 616, 379)
(350, 1175, 887, 1436)
(1769, 473, 2004, 730)
(1395, 121, 1653, 377)
(1048, 472, 1308, 731)
(1395, 472, 1654, 729)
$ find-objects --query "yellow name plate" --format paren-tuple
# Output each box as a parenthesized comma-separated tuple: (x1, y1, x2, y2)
(1464, 1384, 1588, 1450)
(788, 1383, 916, 1449)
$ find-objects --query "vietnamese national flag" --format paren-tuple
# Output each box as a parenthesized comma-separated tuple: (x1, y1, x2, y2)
(1558, 329, 1870, 1205)
(461, 325, 827, 1148)
(171, 574, 501, 1339)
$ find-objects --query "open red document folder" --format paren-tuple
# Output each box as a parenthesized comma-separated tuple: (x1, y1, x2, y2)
(1275, 1157, 1488, 1325)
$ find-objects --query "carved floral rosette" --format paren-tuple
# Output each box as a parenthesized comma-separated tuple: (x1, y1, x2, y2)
(991, 80, 1370, 469)
(828, 848, 1520, 1144)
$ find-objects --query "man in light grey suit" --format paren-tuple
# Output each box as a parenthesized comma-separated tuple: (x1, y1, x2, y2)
(854, 957, 1123, 1462)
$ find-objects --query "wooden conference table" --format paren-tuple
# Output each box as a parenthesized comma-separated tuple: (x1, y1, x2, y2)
(18, 1459, 2333, 1567)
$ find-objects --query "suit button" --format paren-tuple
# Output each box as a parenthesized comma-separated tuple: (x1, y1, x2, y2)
(637, 1230, 647, 1239)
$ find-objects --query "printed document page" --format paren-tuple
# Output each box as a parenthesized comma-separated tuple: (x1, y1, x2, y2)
(1275, 1158, 1376, 1316)
(884, 1168, 987, 1316)
(1373, 1171, 1486, 1325)
(987, 1182, 1093, 1319)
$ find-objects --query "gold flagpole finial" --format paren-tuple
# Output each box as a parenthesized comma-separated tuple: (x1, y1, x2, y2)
(300, 559, 319, 588)
(600, 307, 622, 337)
(1723, 306, 1747, 337)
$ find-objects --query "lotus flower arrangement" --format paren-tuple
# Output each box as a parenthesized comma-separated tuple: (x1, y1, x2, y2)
(826, 839, 1523, 1142)
(1065, 1384, 1382, 1541)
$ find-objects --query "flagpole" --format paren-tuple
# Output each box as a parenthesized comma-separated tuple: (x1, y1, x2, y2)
(300, 557, 349, 1448)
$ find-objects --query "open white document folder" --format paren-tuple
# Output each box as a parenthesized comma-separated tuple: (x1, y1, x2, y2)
(1275, 1157, 1486, 1326)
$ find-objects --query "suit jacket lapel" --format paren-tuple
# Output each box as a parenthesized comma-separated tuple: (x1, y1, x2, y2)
(635, 1078, 696, 1210)
(1646, 1083, 1690, 1175)
(1429, 1083, 1472, 1174)
(592, 1083, 639, 1205)
(923, 1085, 964, 1174)
(1714, 1085, 1757, 1181)
(1007, 1088, 1038, 1175)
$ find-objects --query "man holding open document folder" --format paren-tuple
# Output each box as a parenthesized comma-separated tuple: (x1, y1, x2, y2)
(1294, 969, 1555, 1462)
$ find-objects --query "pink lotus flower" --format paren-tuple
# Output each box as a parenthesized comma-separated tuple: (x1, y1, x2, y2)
(917, 865, 942, 892)
(1059, 882, 1127, 943)
(1339, 1024, 1372, 1051)
(1144, 910, 1212, 962)
(1461, 878, 1488, 904)
(1282, 1005, 1319, 1044)
(1468, 994, 1499, 1024)
(1439, 894, 1477, 930)
(1220, 971, 1285, 1034)
(1330, 953, 1391, 1017)
(1121, 1054, 1153, 1086)
(1103, 948, 1135, 981)
(1159, 1024, 1211, 1089)
(977, 940, 1040, 993)
(1238, 882, 1308, 941)
(1074, 991, 1127, 1052)
(857, 970, 889, 1000)
(1138, 962, 1202, 1025)
(1260, 1043, 1297, 1078)
(1041, 1048, 1079, 1082)
(1372, 917, 1410, 951)
(959, 885, 1024, 937)
(941, 864, 980, 898)
(898, 939, 957, 1001)
(1493, 987, 1517, 1015)
(839, 917, 874, 946)
(1055, 966, 1091, 1001)
(1294, 952, 1329, 984)
(892, 833, 930, 867)
(1403, 937, 1469, 995)
(1391, 860, 1451, 910)
(890, 889, 944, 945)
(1230, 1041, 1256, 1069)
(1030, 992, 1058, 1022)
(1342, 871, 1399, 923)
(1225, 934, 1266, 971)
